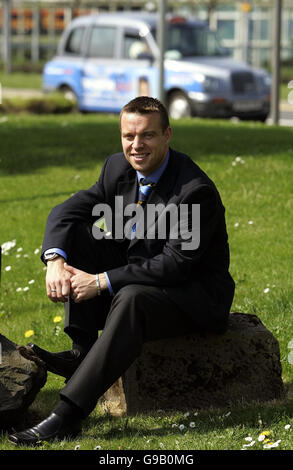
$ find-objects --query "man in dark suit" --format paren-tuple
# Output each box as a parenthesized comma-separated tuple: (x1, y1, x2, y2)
(9, 96, 235, 445)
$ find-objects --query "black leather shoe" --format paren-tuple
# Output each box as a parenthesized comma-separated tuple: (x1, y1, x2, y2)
(26, 343, 85, 380)
(8, 413, 81, 446)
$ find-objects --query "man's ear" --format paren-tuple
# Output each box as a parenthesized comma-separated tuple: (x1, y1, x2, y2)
(165, 126, 172, 144)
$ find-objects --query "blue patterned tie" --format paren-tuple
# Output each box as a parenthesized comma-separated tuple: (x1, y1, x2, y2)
(132, 178, 156, 235)
(137, 178, 156, 207)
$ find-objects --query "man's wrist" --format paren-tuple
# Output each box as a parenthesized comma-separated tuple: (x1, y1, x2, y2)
(47, 256, 65, 265)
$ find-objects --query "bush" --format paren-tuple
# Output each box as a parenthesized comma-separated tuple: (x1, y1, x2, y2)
(0, 92, 76, 114)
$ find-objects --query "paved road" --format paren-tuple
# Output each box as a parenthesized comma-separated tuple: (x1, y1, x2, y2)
(266, 100, 293, 127)
(2, 87, 293, 126)
(2, 87, 43, 99)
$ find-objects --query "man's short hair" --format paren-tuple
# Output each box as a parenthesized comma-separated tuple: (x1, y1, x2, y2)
(120, 96, 170, 132)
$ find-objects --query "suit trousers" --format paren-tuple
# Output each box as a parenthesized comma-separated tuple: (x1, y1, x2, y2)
(59, 223, 199, 417)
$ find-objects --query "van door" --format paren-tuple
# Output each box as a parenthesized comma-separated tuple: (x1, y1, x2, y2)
(118, 27, 158, 101)
(80, 23, 121, 111)
(43, 23, 88, 100)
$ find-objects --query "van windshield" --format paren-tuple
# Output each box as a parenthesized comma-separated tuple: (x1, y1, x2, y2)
(154, 23, 228, 58)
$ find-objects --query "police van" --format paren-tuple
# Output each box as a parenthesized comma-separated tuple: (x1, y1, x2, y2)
(43, 11, 271, 121)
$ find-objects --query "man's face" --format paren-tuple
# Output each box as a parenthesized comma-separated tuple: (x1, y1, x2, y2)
(121, 112, 172, 176)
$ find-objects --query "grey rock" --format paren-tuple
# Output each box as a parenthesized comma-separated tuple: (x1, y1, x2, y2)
(99, 313, 285, 416)
(0, 334, 47, 429)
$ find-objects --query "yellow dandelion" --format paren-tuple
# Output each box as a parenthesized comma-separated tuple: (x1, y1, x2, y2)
(24, 329, 34, 338)
(261, 430, 271, 436)
(53, 315, 62, 323)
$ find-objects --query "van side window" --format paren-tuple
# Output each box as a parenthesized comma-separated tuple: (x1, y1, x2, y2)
(65, 26, 85, 55)
(87, 26, 116, 58)
(123, 33, 150, 60)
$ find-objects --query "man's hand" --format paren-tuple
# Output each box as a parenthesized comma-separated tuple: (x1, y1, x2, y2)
(64, 263, 108, 303)
(46, 256, 71, 303)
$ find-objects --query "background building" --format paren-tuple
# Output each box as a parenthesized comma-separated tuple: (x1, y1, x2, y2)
(0, 0, 292, 69)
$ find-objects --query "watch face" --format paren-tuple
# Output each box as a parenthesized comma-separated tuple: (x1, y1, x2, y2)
(45, 253, 57, 260)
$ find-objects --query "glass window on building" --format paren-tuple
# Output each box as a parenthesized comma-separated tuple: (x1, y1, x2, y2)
(249, 19, 269, 41)
(248, 19, 254, 40)
(260, 19, 269, 40)
(217, 5, 236, 12)
(217, 19, 235, 40)
(288, 20, 293, 39)
(87, 26, 116, 58)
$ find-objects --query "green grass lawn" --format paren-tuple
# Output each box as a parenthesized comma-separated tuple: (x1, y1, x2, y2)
(0, 71, 43, 90)
(0, 114, 292, 451)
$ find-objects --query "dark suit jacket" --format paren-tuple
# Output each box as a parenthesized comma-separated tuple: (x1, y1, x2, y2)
(42, 148, 235, 333)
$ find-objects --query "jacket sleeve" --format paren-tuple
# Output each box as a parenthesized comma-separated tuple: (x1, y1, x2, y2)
(106, 184, 224, 292)
(41, 159, 108, 257)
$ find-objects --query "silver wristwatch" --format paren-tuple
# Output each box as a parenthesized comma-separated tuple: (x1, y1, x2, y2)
(44, 252, 60, 261)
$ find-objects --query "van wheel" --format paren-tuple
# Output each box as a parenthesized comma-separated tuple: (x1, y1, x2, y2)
(59, 85, 77, 102)
(253, 113, 269, 123)
(168, 92, 191, 119)
(238, 113, 269, 123)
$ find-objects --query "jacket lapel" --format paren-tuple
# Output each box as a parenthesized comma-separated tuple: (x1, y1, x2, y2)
(115, 167, 138, 241)
(116, 169, 138, 208)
